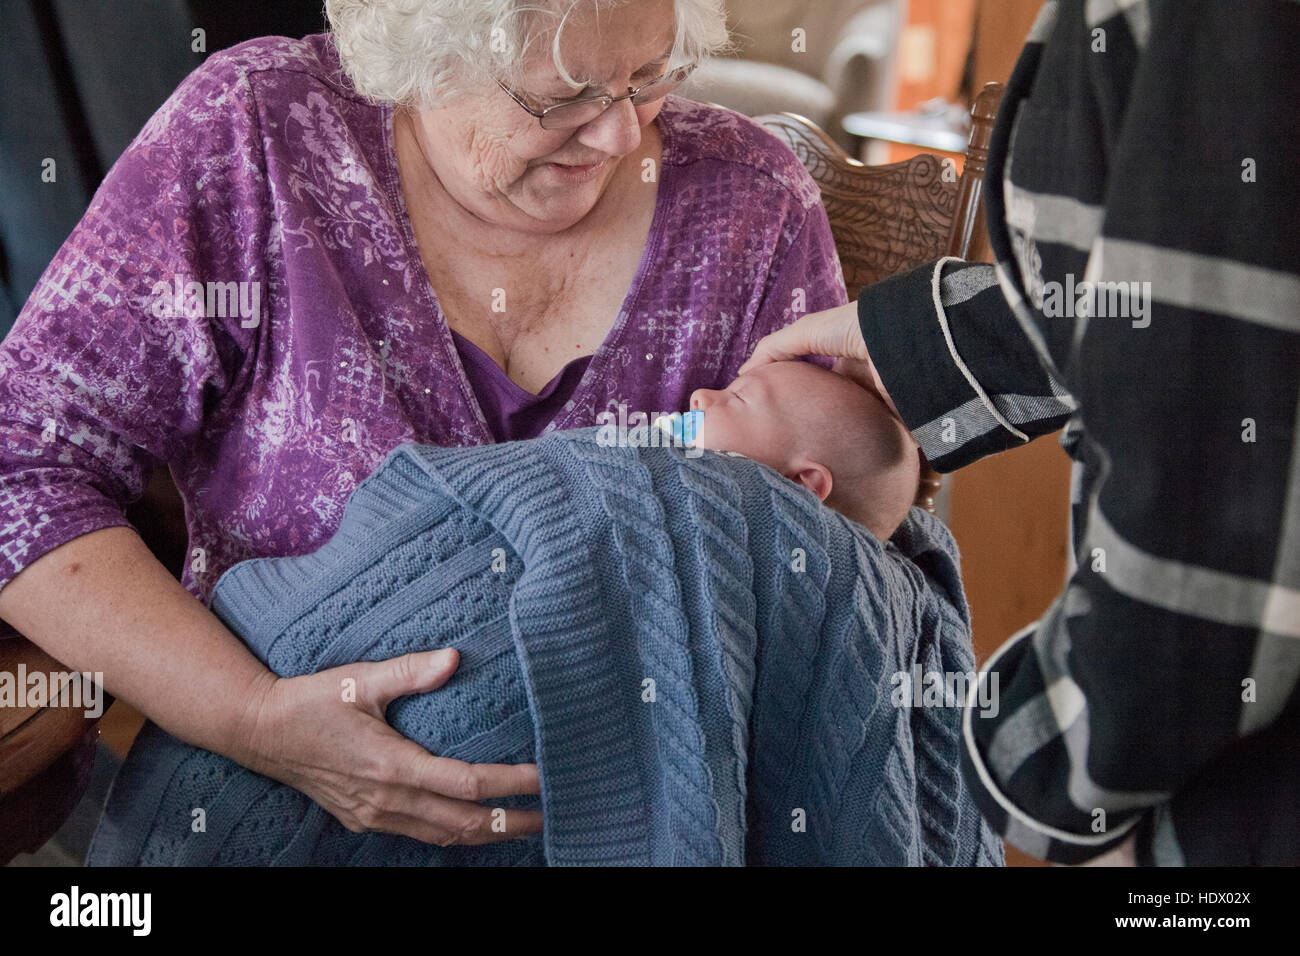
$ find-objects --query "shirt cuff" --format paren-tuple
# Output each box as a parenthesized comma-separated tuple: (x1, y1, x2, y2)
(858, 258, 1031, 472)
(0, 484, 134, 603)
(959, 622, 1142, 864)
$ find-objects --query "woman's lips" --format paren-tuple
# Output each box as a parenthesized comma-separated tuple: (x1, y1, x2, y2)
(539, 158, 607, 182)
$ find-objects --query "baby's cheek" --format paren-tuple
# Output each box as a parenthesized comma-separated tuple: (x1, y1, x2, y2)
(695, 410, 749, 456)
(693, 415, 724, 450)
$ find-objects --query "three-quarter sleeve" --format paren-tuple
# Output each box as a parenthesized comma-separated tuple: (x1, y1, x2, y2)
(856, 257, 1076, 473)
(0, 50, 267, 606)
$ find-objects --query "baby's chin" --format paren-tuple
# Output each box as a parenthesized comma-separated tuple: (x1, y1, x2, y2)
(694, 433, 777, 470)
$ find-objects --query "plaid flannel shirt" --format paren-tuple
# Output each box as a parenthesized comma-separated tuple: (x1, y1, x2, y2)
(857, 0, 1300, 864)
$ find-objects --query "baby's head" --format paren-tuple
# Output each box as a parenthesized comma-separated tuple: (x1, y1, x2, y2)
(688, 361, 920, 541)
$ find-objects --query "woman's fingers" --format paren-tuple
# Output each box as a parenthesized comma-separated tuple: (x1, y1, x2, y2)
(378, 805, 545, 847)
(316, 741, 544, 845)
(359, 792, 545, 847)
(736, 301, 905, 423)
(403, 747, 542, 801)
(739, 302, 868, 374)
(248, 647, 546, 847)
(356, 647, 542, 796)
(334, 735, 542, 845)
(360, 647, 460, 714)
(738, 322, 811, 373)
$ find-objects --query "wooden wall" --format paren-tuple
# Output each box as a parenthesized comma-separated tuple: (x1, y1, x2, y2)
(972, 0, 1048, 91)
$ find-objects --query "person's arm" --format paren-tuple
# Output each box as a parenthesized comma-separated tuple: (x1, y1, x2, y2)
(739, 258, 1076, 474)
(0, 48, 540, 846)
(0, 525, 293, 775)
(851, 257, 1076, 473)
(744, 0, 1300, 865)
(0, 526, 538, 844)
(962, 0, 1300, 865)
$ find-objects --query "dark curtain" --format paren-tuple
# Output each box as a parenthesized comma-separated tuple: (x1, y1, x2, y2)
(0, 0, 327, 336)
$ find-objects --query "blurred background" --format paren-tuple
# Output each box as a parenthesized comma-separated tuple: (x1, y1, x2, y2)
(2, 0, 1062, 867)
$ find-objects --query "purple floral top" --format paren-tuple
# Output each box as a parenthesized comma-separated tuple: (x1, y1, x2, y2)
(0, 33, 845, 620)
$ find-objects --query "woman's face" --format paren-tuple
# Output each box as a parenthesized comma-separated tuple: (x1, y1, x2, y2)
(412, 0, 677, 234)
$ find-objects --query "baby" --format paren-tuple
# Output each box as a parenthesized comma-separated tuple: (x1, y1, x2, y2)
(683, 361, 921, 542)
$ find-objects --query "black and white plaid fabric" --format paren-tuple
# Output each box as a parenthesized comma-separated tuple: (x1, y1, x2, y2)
(856, 0, 1300, 864)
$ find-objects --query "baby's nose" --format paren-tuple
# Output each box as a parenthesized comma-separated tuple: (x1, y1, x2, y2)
(689, 388, 722, 411)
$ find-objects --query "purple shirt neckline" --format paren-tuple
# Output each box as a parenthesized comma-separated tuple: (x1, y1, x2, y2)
(376, 98, 679, 447)
(449, 328, 593, 443)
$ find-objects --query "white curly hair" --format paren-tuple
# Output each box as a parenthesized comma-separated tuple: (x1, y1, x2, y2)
(325, 0, 730, 110)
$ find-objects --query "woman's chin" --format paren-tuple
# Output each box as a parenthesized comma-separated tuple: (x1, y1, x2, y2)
(515, 164, 617, 228)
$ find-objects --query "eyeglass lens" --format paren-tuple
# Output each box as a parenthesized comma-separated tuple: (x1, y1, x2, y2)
(539, 67, 692, 130)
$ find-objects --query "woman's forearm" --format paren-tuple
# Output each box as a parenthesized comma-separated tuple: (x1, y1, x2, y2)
(0, 525, 274, 769)
(0, 524, 545, 847)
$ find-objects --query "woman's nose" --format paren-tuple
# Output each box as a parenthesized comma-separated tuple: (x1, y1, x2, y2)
(577, 97, 642, 156)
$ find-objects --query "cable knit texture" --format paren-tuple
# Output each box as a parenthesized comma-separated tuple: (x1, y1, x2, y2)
(86, 427, 1004, 866)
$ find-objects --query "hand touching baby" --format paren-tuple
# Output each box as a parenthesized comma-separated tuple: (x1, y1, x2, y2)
(687, 361, 920, 542)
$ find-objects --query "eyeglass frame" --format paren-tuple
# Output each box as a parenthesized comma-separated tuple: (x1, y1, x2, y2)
(494, 63, 698, 130)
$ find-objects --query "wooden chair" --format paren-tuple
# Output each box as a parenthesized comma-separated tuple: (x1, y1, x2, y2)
(757, 81, 1005, 513)
(0, 639, 105, 863)
(0, 471, 184, 864)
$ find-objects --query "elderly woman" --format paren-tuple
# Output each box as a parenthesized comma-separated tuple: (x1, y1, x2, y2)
(0, 0, 846, 851)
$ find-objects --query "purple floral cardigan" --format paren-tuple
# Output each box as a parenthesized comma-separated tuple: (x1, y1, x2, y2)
(0, 33, 846, 618)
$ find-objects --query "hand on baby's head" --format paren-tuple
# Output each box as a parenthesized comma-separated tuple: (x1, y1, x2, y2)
(688, 361, 919, 541)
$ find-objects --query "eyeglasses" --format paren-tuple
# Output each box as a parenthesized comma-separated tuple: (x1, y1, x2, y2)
(496, 63, 697, 130)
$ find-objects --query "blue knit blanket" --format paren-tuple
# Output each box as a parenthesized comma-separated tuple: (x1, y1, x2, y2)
(87, 427, 1003, 866)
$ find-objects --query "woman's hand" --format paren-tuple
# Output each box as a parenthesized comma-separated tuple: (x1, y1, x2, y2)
(237, 647, 543, 847)
(739, 302, 869, 369)
(739, 302, 904, 423)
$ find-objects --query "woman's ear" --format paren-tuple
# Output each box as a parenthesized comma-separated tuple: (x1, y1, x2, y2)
(788, 462, 832, 502)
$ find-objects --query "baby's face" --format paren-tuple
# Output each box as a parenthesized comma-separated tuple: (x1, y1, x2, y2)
(688, 361, 918, 537)
(689, 361, 861, 477)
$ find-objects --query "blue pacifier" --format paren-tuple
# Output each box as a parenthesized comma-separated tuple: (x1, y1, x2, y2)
(652, 409, 705, 445)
